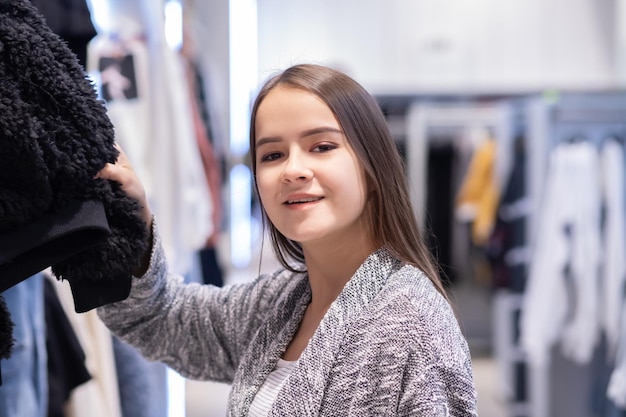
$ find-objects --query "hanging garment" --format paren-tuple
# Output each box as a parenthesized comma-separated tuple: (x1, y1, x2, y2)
(112, 337, 168, 417)
(0, 0, 149, 375)
(29, 0, 97, 67)
(485, 135, 529, 293)
(28, 0, 96, 39)
(86, 25, 152, 188)
(521, 141, 602, 367)
(608, 295, 626, 409)
(86, 0, 213, 276)
(599, 139, 626, 359)
(183, 54, 222, 248)
(45, 277, 91, 417)
(455, 137, 501, 247)
(0, 295, 11, 385)
(599, 138, 626, 360)
(182, 55, 224, 286)
(48, 275, 123, 417)
(0, 275, 47, 417)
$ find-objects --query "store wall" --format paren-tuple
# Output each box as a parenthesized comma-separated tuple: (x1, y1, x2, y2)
(257, 0, 617, 94)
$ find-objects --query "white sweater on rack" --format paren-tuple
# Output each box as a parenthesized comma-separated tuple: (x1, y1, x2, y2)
(600, 139, 626, 360)
(521, 141, 602, 367)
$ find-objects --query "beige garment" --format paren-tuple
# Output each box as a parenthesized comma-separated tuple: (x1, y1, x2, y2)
(46, 273, 123, 417)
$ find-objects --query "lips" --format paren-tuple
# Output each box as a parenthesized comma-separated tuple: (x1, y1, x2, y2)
(284, 196, 323, 205)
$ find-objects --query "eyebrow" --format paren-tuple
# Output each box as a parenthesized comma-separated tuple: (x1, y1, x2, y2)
(255, 126, 343, 149)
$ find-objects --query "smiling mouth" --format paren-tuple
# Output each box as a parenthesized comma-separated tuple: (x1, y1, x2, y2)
(284, 197, 323, 205)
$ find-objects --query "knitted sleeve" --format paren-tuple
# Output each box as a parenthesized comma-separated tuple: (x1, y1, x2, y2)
(97, 220, 289, 383)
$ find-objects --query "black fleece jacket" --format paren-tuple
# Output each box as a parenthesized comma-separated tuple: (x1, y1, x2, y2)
(0, 0, 149, 364)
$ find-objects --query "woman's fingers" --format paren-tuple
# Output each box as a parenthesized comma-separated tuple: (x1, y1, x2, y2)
(95, 162, 117, 181)
(113, 142, 131, 166)
(96, 144, 153, 226)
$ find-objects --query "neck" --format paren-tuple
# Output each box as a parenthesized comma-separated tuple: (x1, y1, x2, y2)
(302, 236, 380, 310)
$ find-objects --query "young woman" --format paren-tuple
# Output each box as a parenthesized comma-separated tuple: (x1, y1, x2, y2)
(97, 64, 477, 416)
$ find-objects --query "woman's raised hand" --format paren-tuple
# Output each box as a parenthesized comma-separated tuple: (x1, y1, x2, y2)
(97, 144, 154, 276)
(97, 144, 153, 228)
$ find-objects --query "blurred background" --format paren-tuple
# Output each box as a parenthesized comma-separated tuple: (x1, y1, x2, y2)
(12, 0, 626, 416)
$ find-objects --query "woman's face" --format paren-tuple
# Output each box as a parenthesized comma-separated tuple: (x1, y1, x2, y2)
(254, 86, 371, 249)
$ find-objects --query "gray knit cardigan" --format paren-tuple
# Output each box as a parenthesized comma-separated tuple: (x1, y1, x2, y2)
(98, 223, 477, 416)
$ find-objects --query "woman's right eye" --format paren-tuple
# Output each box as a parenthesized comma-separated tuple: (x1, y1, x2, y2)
(260, 152, 282, 162)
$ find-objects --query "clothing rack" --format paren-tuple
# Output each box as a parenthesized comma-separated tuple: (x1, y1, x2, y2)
(525, 92, 626, 417)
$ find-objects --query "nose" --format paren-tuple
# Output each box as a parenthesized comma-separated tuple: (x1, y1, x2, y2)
(281, 151, 312, 183)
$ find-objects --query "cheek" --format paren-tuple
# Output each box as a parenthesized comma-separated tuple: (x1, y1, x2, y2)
(347, 166, 369, 202)
(341, 151, 368, 194)
(335, 170, 368, 213)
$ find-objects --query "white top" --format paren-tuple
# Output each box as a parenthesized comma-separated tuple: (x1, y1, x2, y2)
(248, 359, 297, 416)
(521, 141, 602, 367)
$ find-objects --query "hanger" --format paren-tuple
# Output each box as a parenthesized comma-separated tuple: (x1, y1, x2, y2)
(565, 133, 586, 144)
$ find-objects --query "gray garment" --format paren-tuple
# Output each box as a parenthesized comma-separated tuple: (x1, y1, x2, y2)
(98, 223, 477, 416)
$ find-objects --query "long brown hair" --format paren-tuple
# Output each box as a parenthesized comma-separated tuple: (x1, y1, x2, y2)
(249, 64, 447, 299)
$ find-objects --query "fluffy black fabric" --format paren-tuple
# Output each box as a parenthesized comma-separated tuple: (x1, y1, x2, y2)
(0, 1, 148, 301)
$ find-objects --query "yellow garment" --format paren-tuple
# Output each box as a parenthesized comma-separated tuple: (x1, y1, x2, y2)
(455, 138, 500, 246)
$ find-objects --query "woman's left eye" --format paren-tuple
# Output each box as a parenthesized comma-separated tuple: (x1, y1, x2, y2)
(312, 143, 337, 153)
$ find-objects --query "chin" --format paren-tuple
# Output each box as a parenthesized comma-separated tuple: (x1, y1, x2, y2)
(282, 231, 324, 244)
